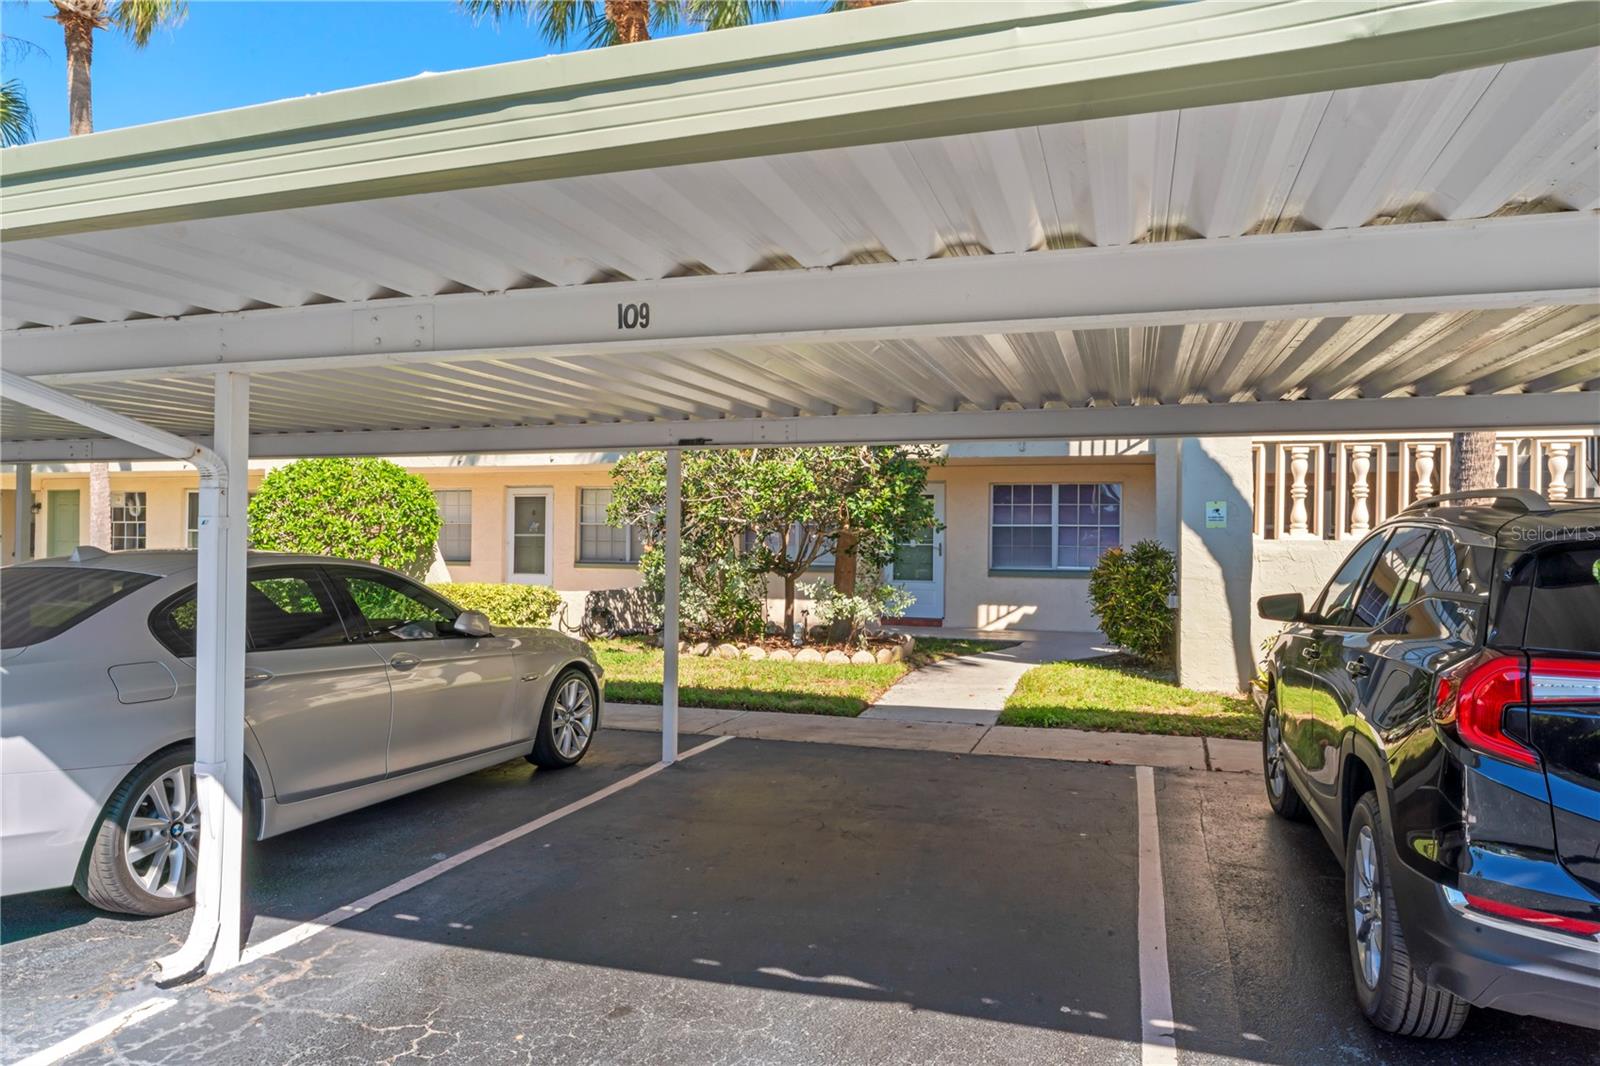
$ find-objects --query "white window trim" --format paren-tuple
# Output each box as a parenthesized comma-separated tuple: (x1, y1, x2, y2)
(110, 490, 148, 551)
(504, 487, 554, 586)
(988, 481, 1123, 572)
(185, 489, 200, 549)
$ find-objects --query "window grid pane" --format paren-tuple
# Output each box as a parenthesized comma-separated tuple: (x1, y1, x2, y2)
(186, 491, 200, 550)
(433, 490, 472, 563)
(110, 491, 147, 551)
(990, 483, 1121, 571)
(578, 488, 635, 563)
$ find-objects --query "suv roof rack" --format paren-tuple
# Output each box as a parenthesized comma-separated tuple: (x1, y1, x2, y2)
(1402, 488, 1549, 515)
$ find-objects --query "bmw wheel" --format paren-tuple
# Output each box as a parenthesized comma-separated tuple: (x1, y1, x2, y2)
(528, 667, 598, 769)
(78, 748, 200, 916)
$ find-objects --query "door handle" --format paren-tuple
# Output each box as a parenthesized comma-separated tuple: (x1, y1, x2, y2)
(388, 653, 421, 672)
(1301, 646, 1321, 662)
(245, 669, 273, 686)
(1346, 656, 1371, 679)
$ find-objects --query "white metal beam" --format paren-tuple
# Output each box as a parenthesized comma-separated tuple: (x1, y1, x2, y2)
(5, 393, 1594, 464)
(6, 215, 1596, 383)
(662, 448, 681, 765)
(10, 463, 30, 562)
(156, 373, 250, 983)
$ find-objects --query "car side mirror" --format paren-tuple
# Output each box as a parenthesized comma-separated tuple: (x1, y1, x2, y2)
(452, 610, 494, 638)
(1257, 592, 1309, 623)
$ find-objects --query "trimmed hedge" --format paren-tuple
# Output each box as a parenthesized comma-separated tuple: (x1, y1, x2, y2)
(250, 458, 440, 578)
(431, 582, 563, 628)
(1086, 540, 1176, 665)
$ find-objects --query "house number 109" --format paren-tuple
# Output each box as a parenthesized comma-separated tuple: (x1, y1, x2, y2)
(616, 302, 651, 330)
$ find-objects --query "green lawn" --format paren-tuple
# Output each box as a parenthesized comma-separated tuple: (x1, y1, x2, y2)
(594, 637, 1012, 716)
(1000, 655, 1260, 739)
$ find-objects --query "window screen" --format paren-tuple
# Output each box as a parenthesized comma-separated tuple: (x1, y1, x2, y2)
(434, 490, 472, 564)
(110, 491, 147, 551)
(578, 488, 639, 563)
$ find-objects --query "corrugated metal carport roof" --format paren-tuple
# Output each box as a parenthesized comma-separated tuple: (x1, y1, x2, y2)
(2, 0, 1597, 459)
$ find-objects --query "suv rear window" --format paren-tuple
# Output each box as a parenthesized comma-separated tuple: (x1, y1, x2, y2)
(1, 567, 159, 648)
(1525, 544, 1600, 654)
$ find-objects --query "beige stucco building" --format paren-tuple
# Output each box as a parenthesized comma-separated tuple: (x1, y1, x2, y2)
(5, 430, 1593, 694)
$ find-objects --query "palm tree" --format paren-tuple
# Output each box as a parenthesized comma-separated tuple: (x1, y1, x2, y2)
(49, 1, 185, 547)
(460, 1, 678, 47)
(50, 0, 187, 136)
(460, 0, 784, 47)
(826, 0, 898, 9)
(1, 35, 45, 147)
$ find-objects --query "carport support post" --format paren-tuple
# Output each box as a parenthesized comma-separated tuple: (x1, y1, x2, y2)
(11, 462, 30, 562)
(157, 372, 250, 981)
(662, 447, 681, 764)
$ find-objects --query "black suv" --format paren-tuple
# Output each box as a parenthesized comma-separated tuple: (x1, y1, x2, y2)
(1256, 489, 1599, 1038)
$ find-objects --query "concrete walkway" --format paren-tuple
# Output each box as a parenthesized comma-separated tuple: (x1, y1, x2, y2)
(603, 703, 1259, 774)
(860, 629, 1109, 726)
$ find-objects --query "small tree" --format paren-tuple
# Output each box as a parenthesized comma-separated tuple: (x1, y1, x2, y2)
(1087, 540, 1176, 664)
(608, 446, 939, 638)
(248, 458, 441, 578)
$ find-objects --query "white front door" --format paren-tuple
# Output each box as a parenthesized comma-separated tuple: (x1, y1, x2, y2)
(506, 489, 553, 585)
(887, 485, 944, 619)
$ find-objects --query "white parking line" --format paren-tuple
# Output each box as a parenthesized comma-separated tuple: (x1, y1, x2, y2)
(13, 997, 177, 1066)
(241, 735, 735, 965)
(17, 739, 735, 1066)
(1137, 765, 1178, 1066)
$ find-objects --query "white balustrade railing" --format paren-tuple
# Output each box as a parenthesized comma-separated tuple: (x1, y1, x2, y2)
(1252, 430, 1599, 540)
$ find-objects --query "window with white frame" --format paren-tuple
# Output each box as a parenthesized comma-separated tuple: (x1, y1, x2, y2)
(110, 491, 147, 551)
(433, 490, 472, 563)
(578, 488, 640, 563)
(990, 483, 1121, 571)
(186, 491, 200, 548)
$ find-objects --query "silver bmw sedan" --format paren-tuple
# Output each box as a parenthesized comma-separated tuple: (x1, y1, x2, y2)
(0, 549, 604, 916)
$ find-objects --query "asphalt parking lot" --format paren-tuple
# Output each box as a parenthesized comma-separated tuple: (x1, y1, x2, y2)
(3, 729, 1594, 1065)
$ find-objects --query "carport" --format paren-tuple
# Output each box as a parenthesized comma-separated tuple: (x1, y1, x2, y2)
(2, 0, 1597, 1020)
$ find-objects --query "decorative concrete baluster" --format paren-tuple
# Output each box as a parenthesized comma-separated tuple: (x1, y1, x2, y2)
(1287, 445, 1312, 536)
(1546, 442, 1572, 500)
(1494, 442, 1510, 488)
(1413, 443, 1437, 501)
(1349, 445, 1373, 535)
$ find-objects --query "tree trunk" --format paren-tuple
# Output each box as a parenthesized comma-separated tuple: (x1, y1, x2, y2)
(55, 2, 101, 136)
(604, 0, 651, 43)
(782, 573, 797, 638)
(831, 529, 859, 595)
(1451, 432, 1498, 501)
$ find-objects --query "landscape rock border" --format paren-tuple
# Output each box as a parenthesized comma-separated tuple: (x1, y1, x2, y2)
(661, 633, 916, 665)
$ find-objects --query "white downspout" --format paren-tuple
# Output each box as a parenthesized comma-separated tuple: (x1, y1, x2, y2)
(0, 369, 249, 981)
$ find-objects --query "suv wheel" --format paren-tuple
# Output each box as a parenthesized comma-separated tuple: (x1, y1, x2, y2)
(77, 748, 199, 916)
(1345, 792, 1469, 1039)
(1262, 695, 1306, 820)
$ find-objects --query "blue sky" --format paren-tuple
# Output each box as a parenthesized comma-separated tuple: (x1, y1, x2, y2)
(1, 0, 829, 142)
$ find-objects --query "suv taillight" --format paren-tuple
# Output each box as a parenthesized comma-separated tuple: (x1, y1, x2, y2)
(1529, 658, 1600, 704)
(1433, 652, 1537, 768)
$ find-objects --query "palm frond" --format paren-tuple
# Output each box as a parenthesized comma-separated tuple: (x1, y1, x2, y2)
(109, 0, 187, 48)
(1, 34, 50, 64)
(683, 1, 780, 31)
(457, 0, 538, 27)
(1, 78, 37, 147)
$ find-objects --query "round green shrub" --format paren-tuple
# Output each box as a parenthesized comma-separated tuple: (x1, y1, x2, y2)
(431, 582, 562, 628)
(248, 458, 440, 578)
(1087, 540, 1176, 664)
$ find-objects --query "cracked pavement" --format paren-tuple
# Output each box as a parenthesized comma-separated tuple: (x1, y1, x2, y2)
(3, 731, 1595, 1064)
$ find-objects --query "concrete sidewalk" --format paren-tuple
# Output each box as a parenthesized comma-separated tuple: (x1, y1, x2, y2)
(862, 630, 1108, 726)
(603, 703, 1259, 773)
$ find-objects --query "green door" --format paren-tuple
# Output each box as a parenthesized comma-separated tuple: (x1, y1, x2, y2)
(46, 490, 80, 557)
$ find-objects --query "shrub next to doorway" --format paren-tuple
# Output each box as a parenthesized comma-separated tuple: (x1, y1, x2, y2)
(1087, 540, 1176, 664)
(248, 458, 441, 578)
(430, 582, 562, 628)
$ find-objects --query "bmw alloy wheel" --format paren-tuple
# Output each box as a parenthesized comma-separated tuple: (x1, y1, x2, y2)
(122, 765, 199, 899)
(551, 676, 595, 759)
